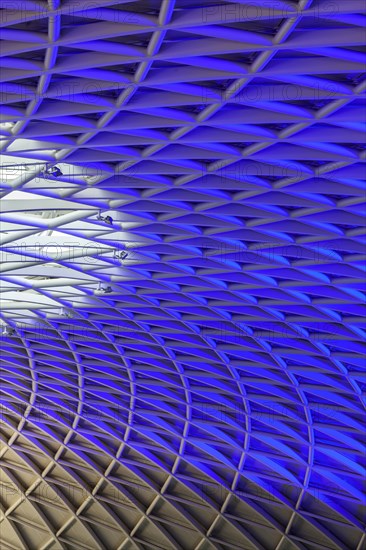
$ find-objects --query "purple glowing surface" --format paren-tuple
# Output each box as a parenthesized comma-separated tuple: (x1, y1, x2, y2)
(0, 1, 365, 549)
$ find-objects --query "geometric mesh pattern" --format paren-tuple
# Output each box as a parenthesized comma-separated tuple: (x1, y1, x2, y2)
(0, 1, 365, 549)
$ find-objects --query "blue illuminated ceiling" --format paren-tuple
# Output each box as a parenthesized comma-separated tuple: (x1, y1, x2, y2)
(0, 1, 365, 549)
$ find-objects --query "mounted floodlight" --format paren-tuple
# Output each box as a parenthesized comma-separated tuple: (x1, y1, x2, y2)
(95, 283, 113, 295)
(97, 210, 113, 225)
(114, 250, 128, 260)
(1, 325, 15, 336)
(60, 308, 74, 318)
(43, 164, 63, 178)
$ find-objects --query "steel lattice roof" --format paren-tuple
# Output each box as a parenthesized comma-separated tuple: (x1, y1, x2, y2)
(0, 1, 365, 549)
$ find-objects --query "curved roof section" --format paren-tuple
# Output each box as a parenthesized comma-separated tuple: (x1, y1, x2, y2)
(0, 1, 365, 549)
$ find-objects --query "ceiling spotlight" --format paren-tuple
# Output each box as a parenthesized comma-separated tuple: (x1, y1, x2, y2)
(97, 210, 113, 225)
(1, 325, 15, 336)
(43, 164, 63, 178)
(114, 250, 128, 260)
(60, 308, 74, 318)
(95, 283, 113, 295)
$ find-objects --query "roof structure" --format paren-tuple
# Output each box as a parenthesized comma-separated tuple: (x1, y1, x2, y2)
(0, 1, 365, 549)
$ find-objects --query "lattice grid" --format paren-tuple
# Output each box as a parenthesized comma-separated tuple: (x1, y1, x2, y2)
(0, 1, 365, 549)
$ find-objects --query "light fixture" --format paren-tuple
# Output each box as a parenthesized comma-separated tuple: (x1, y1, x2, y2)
(114, 250, 128, 260)
(97, 210, 113, 225)
(43, 164, 63, 178)
(95, 283, 113, 295)
(1, 325, 15, 336)
(59, 308, 74, 318)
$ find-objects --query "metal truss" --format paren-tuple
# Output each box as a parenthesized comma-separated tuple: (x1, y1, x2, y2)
(0, 1, 365, 549)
